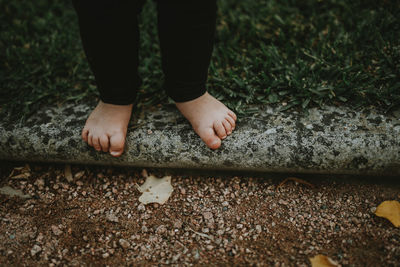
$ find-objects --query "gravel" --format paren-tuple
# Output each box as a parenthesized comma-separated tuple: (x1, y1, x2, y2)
(0, 162, 399, 266)
(30, 245, 41, 257)
(51, 225, 62, 236)
(106, 213, 119, 223)
(118, 239, 130, 249)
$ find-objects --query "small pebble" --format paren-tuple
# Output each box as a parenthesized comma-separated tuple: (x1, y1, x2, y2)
(107, 213, 119, 223)
(138, 204, 146, 212)
(51, 225, 62, 236)
(202, 228, 210, 233)
(119, 239, 130, 249)
(203, 211, 213, 220)
(156, 225, 167, 235)
(30, 245, 42, 256)
(102, 252, 110, 259)
(173, 220, 183, 229)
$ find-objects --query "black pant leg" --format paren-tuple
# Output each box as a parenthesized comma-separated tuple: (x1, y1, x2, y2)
(156, 0, 217, 102)
(72, 0, 145, 105)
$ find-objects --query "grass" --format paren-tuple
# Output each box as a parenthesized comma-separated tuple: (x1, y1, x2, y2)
(1, 0, 399, 121)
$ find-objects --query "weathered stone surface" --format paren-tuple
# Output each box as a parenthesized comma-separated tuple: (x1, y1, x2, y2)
(0, 102, 399, 176)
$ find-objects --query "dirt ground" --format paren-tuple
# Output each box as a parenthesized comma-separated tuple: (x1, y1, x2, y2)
(0, 161, 399, 266)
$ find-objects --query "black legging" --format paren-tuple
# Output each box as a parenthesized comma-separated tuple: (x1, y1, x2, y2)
(72, 0, 217, 104)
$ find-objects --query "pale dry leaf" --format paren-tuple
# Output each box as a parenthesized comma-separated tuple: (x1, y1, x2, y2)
(11, 166, 25, 172)
(136, 175, 173, 205)
(375, 200, 400, 227)
(276, 177, 314, 191)
(64, 164, 73, 182)
(310, 255, 339, 267)
(9, 164, 31, 179)
(11, 173, 31, 179)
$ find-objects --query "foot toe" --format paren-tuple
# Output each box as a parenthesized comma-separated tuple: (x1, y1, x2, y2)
(109, 132, 126, 157)
(222, 120, 232, 135)
(226, 116, 236, 130)
(228, 111, 237, 121)
(99, 134, 110, 152)
(213, 121, 227, 139)
(199, 128, 221, 150)
(88, 133, 93, 147)
(92, 136, 102, 151)
(82, 128, 89, 143)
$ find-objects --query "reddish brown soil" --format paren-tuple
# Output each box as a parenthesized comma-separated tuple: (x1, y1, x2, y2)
(0, 162, 399, 266)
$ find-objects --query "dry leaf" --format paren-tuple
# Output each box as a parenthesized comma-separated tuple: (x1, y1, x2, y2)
(136, 175, 173, 205)
(10, 172, 31, 179)
(276, 177, 314, 191)
(310, 255, 339, 267)
(64, 164, 73, 182)
(375, 200, 400, 227)
(9, 164, 31, 179)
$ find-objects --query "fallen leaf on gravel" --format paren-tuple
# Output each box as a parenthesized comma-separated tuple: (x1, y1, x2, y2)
(0, 186, 31, 199)
(64, 164, 73, 182)
(375, 200, 400, 227)
(10, 172, 31, 179)
(9, 164, 31, 179)
(309, 255, 339, 267)
(276, 177, 314, 191)
(136, 175, 173, 205)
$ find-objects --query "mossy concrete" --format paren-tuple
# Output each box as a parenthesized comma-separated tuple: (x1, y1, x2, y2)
(1, 102, 399, 176)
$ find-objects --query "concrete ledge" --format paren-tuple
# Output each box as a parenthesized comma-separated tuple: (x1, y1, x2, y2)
(1, 102, 399, 176)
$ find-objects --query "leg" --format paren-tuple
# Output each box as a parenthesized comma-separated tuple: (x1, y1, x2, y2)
(72, 0, 144, 156)
(156, 0, 236, 149)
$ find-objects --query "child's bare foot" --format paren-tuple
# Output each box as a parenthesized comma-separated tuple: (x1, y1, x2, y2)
(82, 101, 133, 157)
(175, 92, 237, 149)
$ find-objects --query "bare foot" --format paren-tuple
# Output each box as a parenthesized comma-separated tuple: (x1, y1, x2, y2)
(175, 92, 237, 149)
(82, 101, 133, 157)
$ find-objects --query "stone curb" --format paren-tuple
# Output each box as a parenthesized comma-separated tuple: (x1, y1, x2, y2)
(1, 102, 399, 176)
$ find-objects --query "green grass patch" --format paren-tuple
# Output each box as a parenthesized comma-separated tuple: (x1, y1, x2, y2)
(1, 0, 399, 120)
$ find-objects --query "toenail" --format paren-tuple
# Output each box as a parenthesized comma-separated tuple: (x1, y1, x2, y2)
(221, 135, 227, 139)
(110, 151, 120, 156)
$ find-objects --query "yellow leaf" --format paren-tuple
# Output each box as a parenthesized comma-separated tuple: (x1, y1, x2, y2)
(310, 255, 339, 267)
(375, 200, 400, 227)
